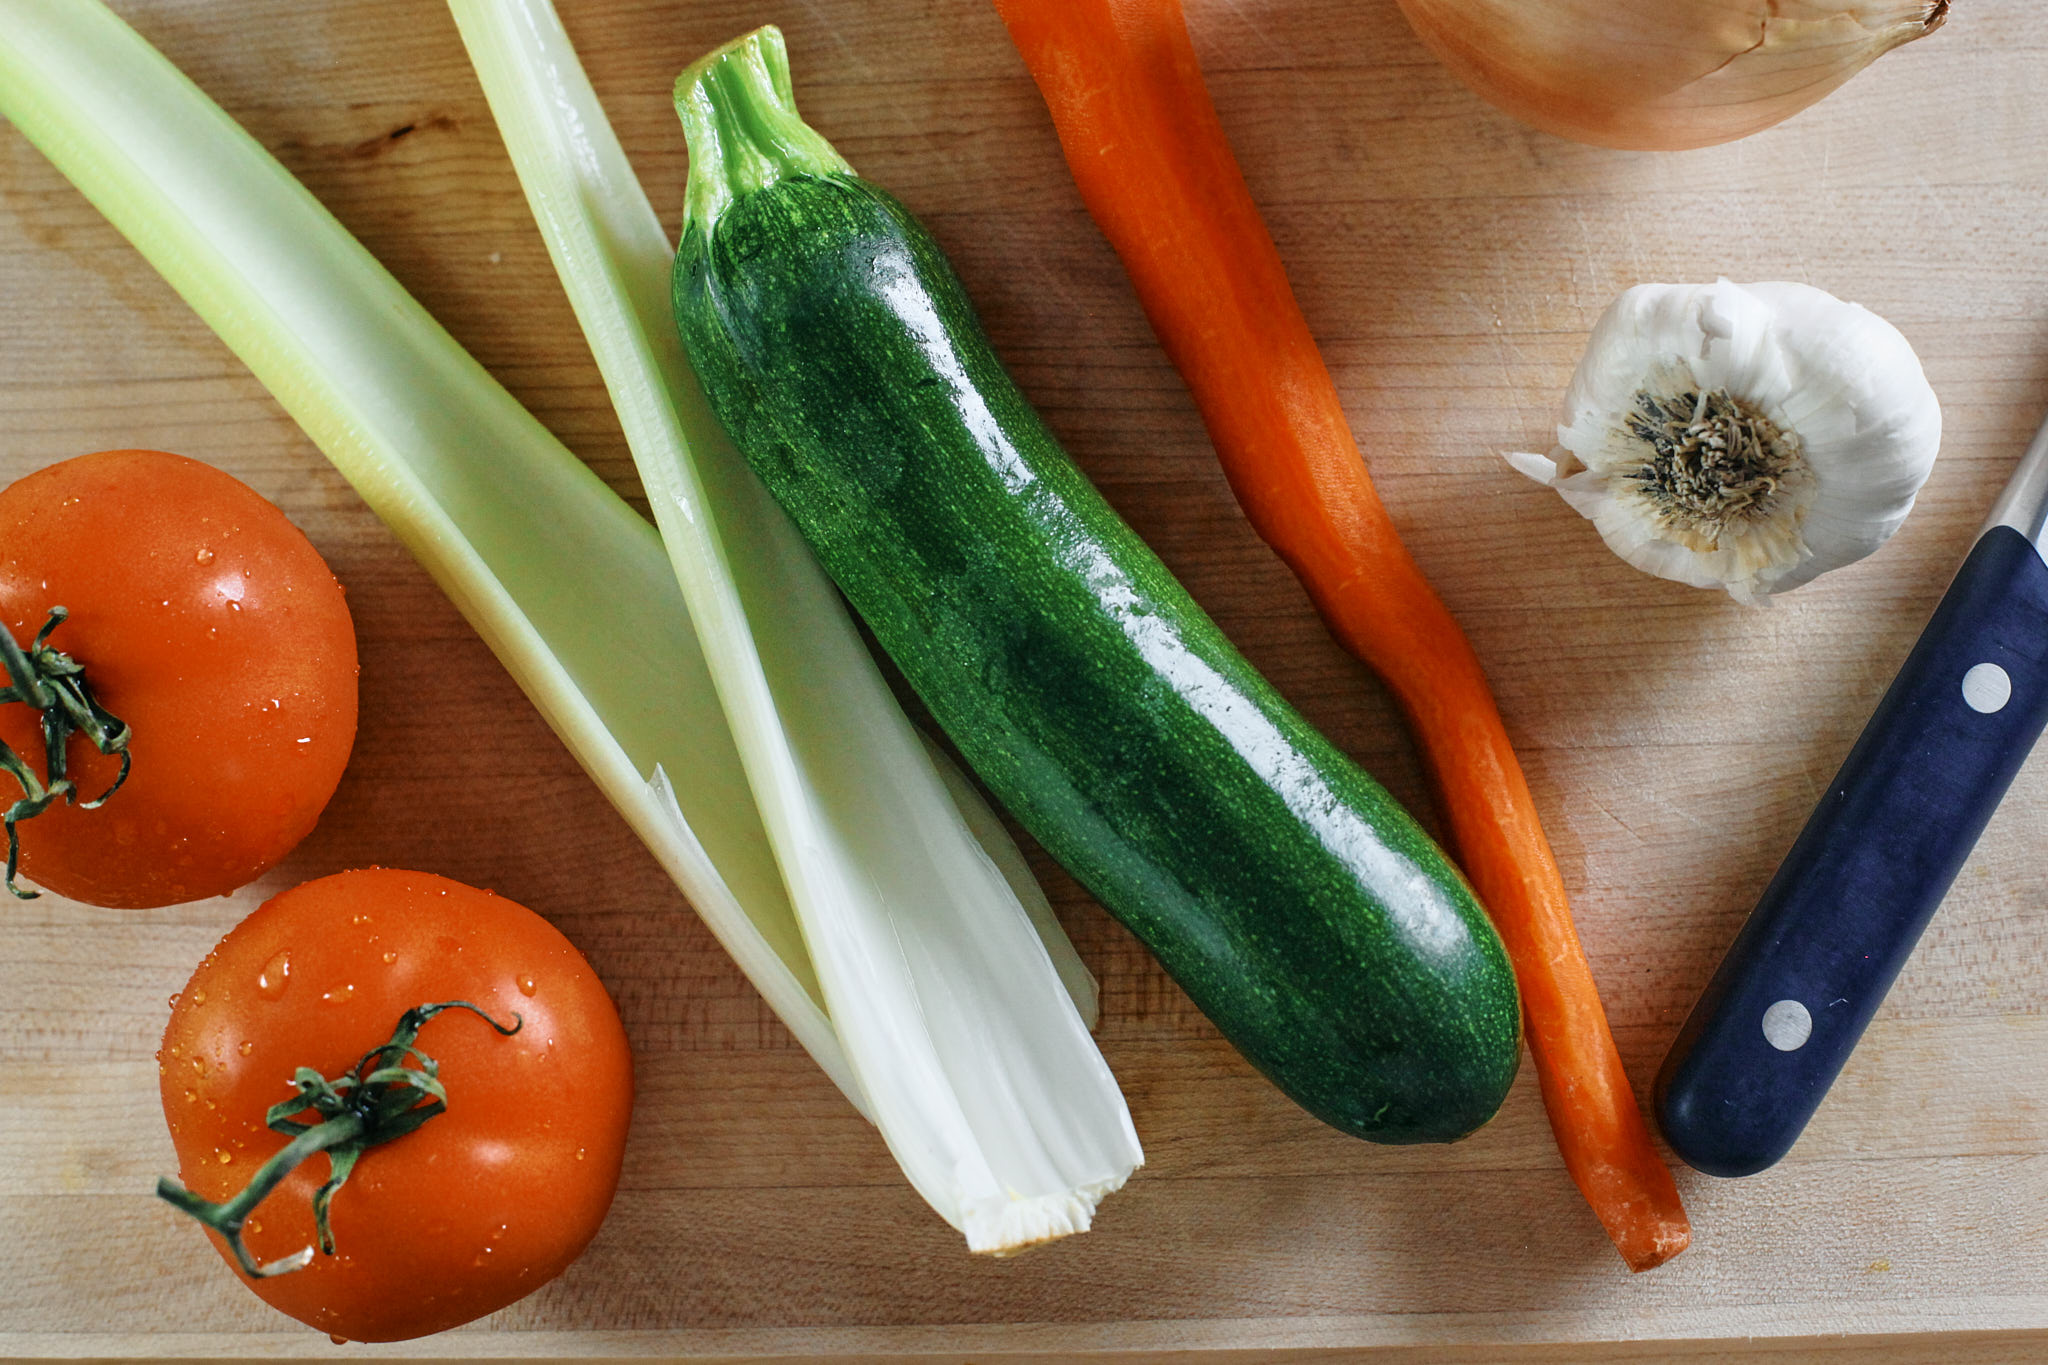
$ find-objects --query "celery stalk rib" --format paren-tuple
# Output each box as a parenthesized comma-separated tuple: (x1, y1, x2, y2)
(442, 0, 1140, 1250)
(0, 0, 862, 1102)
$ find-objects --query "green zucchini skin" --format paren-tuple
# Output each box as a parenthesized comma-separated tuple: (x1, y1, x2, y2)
(675, 162, 1519, 1143)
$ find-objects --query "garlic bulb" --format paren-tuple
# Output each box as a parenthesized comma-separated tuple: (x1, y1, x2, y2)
(1506, 279, 1941, 603)
(1391, 0, 1947, 151)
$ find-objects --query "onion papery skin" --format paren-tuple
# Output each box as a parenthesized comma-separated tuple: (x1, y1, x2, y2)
(1390, 0, 1948, 151)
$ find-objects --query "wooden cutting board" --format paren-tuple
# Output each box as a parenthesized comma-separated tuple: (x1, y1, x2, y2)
(3, 0, 2046, 1358)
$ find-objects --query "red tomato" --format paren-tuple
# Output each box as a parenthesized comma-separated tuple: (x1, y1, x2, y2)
(158, 868, 635, 1342)
(0, 449, 357, 907)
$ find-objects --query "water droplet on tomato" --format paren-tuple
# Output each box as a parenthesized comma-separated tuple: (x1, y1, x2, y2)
(247, 1218, 261, 1234)
(574, 1147, 586, 1161)
(257, 951, 291, 1000)
(321, 983, 354, 1005)
(351, 914, 370, 926)
(517, 975, 537, 997)
(227, 600, 241, 612)
(191, 1057, 207, 1076)
(328, 1335, 348, 1346)
(182, 1089, 196, 1104)
(238, 1041, 253, 1057)
(166, 992, 181, 1010)
(215, 1150, 232, 1165)
(190, 989, 206, 1007)
(195, 547, 214, 565)
(381, 951, 397, 964)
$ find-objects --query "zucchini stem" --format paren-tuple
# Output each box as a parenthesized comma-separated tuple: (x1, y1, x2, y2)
(674, 27, 851, 236)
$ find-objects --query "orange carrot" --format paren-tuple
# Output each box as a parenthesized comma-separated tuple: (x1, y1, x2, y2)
(991, 0, 1689, 1270)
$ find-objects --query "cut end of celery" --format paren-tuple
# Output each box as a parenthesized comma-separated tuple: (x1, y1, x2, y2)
(964, 1167, 1139, 1257)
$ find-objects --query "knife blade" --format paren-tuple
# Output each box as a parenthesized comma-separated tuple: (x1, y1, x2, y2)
(1655, 409, 2048, 1178)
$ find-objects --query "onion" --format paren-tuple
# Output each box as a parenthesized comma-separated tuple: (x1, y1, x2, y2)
(1390, 0, 1948, 150)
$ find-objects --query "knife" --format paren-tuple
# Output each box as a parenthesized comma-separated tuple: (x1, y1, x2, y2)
(1655, 409, 2048, 1178)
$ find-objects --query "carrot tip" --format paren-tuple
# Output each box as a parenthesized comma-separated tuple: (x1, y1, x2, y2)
(1620, 1222, 1692, 1273)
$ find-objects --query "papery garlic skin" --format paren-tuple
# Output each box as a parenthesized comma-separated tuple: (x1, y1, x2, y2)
(1391, 0, 1947, 151)
(1507, 279, 1941, 603)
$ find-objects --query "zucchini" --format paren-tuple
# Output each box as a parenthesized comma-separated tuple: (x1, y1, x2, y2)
(670, 28, 1520, 1143)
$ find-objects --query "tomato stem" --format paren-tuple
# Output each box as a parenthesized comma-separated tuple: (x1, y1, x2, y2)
(156, 1000, 522, 1278)
(0, 607, 132, 899)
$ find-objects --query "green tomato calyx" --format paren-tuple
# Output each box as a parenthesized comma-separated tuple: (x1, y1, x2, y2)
(0, 607, 133, 898)
(156, 1000, 523, 1279)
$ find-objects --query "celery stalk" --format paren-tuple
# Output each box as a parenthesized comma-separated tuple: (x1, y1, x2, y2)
(441, 0, 1140, 1251)
(0, 0, 1140, 1252)
(0, 0, 860, 1103)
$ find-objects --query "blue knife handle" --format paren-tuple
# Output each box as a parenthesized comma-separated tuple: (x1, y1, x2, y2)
(1656, 525, 2048, 1177)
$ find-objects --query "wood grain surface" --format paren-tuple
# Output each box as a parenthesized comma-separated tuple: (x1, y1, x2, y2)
(2, 0, 2046, 1359)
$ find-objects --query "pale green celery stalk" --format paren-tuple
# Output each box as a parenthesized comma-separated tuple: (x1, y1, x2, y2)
(443, 0, 1140, 1252)
(0, 0, 880, 1097)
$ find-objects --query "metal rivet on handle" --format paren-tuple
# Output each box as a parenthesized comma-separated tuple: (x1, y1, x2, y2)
(1962, 662, 2012, 714)
(1762, 999, 1813, 1052)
